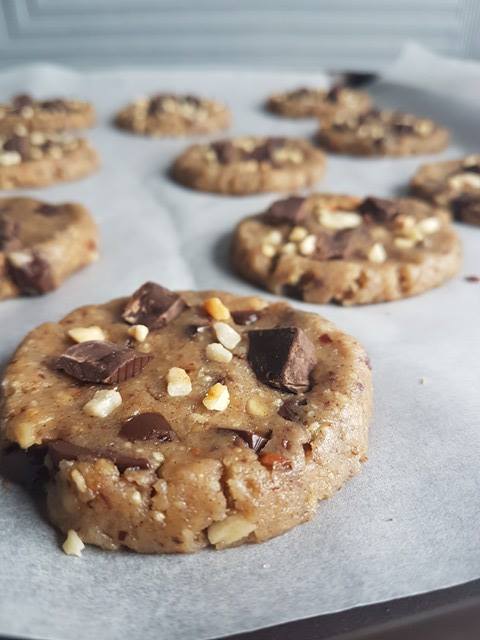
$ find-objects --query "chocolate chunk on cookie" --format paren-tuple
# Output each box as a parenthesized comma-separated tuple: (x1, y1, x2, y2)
(266, 85, 372, 119)
(120, 413, 176, 442)
(231, 192, 461, 305)
(264, 196, 307, 225)
(122, 281, 186, 329)
(47, 440, 150, 472)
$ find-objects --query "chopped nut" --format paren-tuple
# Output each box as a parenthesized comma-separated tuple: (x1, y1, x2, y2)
(261, 243, 277, 258)
(83, 389, 122, 418)
(70, 469, 88, 493)
(127, 324, 149, 342)
(207, 514, 256, 547)
(67, 326, 106, 343)
(203, 296, 230, 320)
(206, 342, 233, 363)
(289, 226, 308, 242)
(417, 216, 441, 235)
(264, 229, 282, 245)
(280, 242, 297, 255)
(151, 451, 165, 464)
(62, 529, 85, 557)
(448, 172, 480, 190)
(30, 132, 45, 145)
(213, 322, 241, 350)
(394, 237, 416, 249)
(368, 242, 387, 263)
(0, 151, 21, 166)
(246, 396, 270, 417)
(167, 367, 192, 397)
(318, 209, 362, 230)
(299, 234, 316, 256)
(130, 490, 143, 505)
(152, 511, 165, 523)
(203, 383, 230, 411)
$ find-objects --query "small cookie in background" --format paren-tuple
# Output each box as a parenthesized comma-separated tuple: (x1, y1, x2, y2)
(411, 155, 480, 225)
(0, 282, 371, 553)
(0, 131, 99, 189)
(171, 136, 326, 195)
(316, 109, 449, 156)
(0, 197, 98, 300)
(0, 94, 95, 134)
(231, 193, 461, 305)
(114, 93, 230, 137)
(266, 84, 372, 119)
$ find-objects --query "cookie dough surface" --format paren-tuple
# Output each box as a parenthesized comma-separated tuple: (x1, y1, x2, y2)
(266, 85, 372, 119)
(172, 136, 326, 195)
(115, 93, 230, 137)
(0, 94, 95, 134)
(232, 194, 461, 305)
(1, 283, 371, 553)
(411, 154, 480, 225)
(0, 131, 99, 189)
(316, 109, 449, 156)
(0, 197, 98, 300)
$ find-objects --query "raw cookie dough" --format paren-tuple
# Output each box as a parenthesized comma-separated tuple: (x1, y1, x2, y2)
(114, 93, 230, 137)
(0, 131, 99, 189)
(0, 197, 99, 300)
(410, 154, 480, 225)
(266, 85, 372, 119)
(316, 109, 449, 156)
(0, 282, 372, 553)
(231, 194, 461, 305)
(0, 94, 95, 134)
(171, 136, 326, 195)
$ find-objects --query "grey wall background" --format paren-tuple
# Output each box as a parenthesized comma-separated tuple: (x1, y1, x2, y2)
(0, 0, 479, 71)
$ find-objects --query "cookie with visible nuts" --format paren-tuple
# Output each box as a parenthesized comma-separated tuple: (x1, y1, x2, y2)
(1, 284, 371, 554)
(0, 94, 95, 135)
(316, 109, 449, 156)
(231, 193, 461, 305)
(0, 196, 98, 300)
(114, 93, 230, 137)
(266, 84, 372, 119)
(410, 155, 480, 225)
(0, 131, 99, 189)
(171, 136, 326, 195)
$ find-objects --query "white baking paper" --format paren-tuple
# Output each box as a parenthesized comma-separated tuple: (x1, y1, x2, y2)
(0, 44, 480, 640)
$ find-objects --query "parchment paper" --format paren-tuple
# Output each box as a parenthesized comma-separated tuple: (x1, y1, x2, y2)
(1, 43, 479, 640)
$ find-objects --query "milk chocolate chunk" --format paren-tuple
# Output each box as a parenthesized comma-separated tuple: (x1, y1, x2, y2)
(264, 196, 307, 225)
(231, 310, 259, 326)
(358, 196, 398, 223)
(247, 327, 316, 393)
(56, 340, 153, 384)
(250, 137, 285, 163)
(120, 412, 176, 442)
(47, 440, 149, 471)
(122, 282, 186, 330)
(211, 140, 236, 164)
(278, 396, 308, 422)
(7, 252, 55, 295)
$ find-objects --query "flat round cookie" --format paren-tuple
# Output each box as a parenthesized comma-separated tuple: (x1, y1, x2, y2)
(316, 109, 449, 156)
(171, 136, 326, 195)
(410, 154, 480, 225)
(0, 131, 99, 189)
(1, 282, 372, 554)
(114, 93, 230, 137)
(266, 85, 372, 119)
(0, 197, 98, 300)
(231, 194, 461, 305)
(0, 94, 95, 134)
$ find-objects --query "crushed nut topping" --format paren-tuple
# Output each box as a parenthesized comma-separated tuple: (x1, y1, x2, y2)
(167, 367, 192, 397)
(213, 322, 241, 350)
(206, 342, 233, 363)
(203, 382, 230, 411)
(127, 324, 149, 342)
(67, 326, 106, 343)
(203, 296, 230, 320)
(368, 242, 387, 263)
(62, 529, 85, 557)
(207, 515, 256, 547)
(317, 208, 362, 230)
(83, 389, 122, 418)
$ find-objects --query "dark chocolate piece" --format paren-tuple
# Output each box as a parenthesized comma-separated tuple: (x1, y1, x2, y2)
(120, 413, 176, 442)
(11, 94, 33, 110)
(451, 193, 480, 221)
(358, 196, 398, 223)
(264, 196, 307, 225)
(249, 137, 286, 163)
(0, 215, 20, 251)
(211, 140, 236, 164)
(325, 84, 343, 102)
(247, 327, 316, 393)
(218, 428, 269, 453)
(185, 318, 210, 337)
(278, 397, 308, 422)
(3, 135, 30, 158)
(7, 252, 55, 295)
(40, 98, 68, 112)
(36, 203, 60, 216)
(0, 443, 48, 487)
(47, 440, 149, 471)
(231, 310, 259, 326)
(463, 160, 480, 174)
(122, 282, 186, 329)
(56, 340, 153, 384)
(392, 121, 415, 135)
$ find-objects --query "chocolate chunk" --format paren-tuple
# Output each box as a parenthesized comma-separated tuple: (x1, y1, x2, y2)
(0, 443, 48, 487)
(0, 216, 20, 251)
(314, 229, 357, 261)
(47, 440, 149, 471)
(247, 327, 316, 393)
(358, 196, 398, 223)
(231, 310, 259, 326)
(40, 98, 68, 112)
(3, 135, 30, 158)
(122, 282, 186, 330)
(120, 413, 176, 442)
(263, 196, 307, 225)
(56, 340, 153, 384)
(11, 94, 33, 109)
(392, 122, 415, 135)
(185, 320, 210, 337)
(451, 193, 480, 221)
(218, 428, 269, 453)
(278, 397, 308, 422)
(211, 140, 236, 164)
(325, 84, 343, 102)
(183, 94, 201, 107)
(36, 203, 59, 216)
(7, 252, 55, 295)
(249, 137, 286, 163)
(463, 160, 480, 174)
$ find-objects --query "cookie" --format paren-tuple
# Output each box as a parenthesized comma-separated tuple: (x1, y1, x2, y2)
(0, 94, 95, 134)
(171, 136, 326, 195)
(410, 155, 480, 225)
(0, 283, 372, 554)
(266, 84, 372, 119)
(0, 197, 98, 300)
(316, 109, 449, 156)
(231, 194, 461, 305)
(114, 93, 230, 137)
(0, 131, 99, 189)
